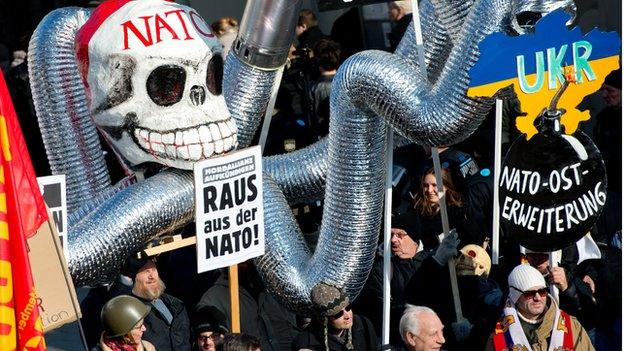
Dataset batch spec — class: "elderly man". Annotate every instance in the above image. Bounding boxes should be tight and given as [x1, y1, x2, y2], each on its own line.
[399, 305, 445, 351]
[355, 213, 425, 346]
[113, 255, 192, 351]
[486, 264, 594, 351]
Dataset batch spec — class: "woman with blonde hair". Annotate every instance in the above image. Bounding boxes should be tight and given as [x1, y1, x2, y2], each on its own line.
[211, 17, 238, 56]
[410, 168, 483, 251]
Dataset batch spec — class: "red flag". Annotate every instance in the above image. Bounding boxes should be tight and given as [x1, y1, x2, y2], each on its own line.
[0, 70, 48, 350]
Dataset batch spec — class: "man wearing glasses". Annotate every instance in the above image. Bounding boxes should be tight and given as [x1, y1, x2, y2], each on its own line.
[191, 305, 229, 351]
[485, 264, 594, 350]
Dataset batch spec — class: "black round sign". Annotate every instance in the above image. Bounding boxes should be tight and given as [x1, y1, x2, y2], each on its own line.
[499, 116, 607, 252]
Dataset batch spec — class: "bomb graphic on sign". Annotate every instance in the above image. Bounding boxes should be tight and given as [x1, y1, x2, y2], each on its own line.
[467, 10, 619, 251]
[499, 110, 606, 251]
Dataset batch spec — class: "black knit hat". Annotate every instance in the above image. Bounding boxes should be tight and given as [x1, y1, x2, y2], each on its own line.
[605, 68, 621, 89]
[120, 254, 150, 279]
[392, 213, 420, 242]
[310, 282, 350, 317]
[192, 306, 229, 336]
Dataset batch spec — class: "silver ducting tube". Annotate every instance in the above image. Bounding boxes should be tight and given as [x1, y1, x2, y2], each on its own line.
[28, 8, 111, 211]
[68, 176, 136, 227]
[224, 0, 303, 147]
[260, 0, 477, 203]
[234, 0, 303, 69]
[224, 54, 278, 148]
[394, 0, 474, 84]
[254, 0, 516, 313]
[256, 174, 312, 310]
[263, 138, 328, 204]
[388, 0, 514, 146]
[257, 59, 389, 310]
[68, 169, 194, 286]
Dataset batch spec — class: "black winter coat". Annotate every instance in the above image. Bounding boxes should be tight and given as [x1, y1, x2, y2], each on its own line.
[409, 205, 484, 251]
[138, 293, 192, 351]
[197, 273, 300, 351]
[291, 314, 377, 351]
[356, 251, 426, 347]
[405, 256, 504, 350]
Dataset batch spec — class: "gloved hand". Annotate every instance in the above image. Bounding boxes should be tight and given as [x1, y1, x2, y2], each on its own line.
[433, 229, 459, 265]
[452, 317, 473, 341]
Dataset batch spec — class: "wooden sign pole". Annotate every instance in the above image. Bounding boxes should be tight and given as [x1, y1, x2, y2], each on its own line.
[228, 264, 241, 333]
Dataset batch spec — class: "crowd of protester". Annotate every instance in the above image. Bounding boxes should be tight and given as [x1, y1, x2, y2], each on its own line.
[1, 1, 621, 350]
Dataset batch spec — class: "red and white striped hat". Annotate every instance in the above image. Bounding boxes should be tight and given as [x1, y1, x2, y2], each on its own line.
[76, 0, 221, 105]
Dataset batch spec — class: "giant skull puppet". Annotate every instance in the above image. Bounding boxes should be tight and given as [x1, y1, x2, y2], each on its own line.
[76, 1, 236, 170]
[29, 0, 576, 314]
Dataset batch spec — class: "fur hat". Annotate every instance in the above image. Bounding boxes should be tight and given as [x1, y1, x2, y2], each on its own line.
[120, 254, 150, 279]
[392, 213, 420, 242]
[507, 264, 546, 304]
[310, 282, 350, 317]
[192, 306, 229, 336]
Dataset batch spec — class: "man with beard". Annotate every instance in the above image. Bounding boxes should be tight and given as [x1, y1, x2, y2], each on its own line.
[114, 255, 192, 351]
[485, 264, 594, 351]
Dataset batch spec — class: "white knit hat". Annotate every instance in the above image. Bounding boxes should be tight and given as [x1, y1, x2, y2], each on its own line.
[507, 264, 547, 304]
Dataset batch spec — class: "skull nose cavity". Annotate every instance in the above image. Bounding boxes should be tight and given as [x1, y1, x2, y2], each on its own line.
[190, 85, 206, 106]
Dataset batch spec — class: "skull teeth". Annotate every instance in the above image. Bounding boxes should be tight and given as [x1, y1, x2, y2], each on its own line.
[133, 121, 236, 162]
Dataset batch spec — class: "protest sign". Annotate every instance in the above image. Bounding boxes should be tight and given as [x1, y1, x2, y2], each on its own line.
[499, 127, 606, 251]
[466, 9, 618, 251]
[194, 146, 265, 273]
[28, 217, 81, 332]
[467, 10, 621, 139]
[37, 175, 67, 258]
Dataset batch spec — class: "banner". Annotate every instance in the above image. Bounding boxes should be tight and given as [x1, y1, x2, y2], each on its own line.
[467, 10, 621, 139]
[466, 10, 619, 251]
[36, 176, 67, 258]
[28, 218, 81, 332]
[0, 70, 48, 350]
[194, 146, 265, 272]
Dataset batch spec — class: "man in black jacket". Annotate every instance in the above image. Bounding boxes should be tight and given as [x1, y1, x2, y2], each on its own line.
[355, 213, 426, 348]
[197, 262, 300, 351]
[114, 256, 192, 351]
[295, 9, 327, 51]
[524, 246, 599, 332]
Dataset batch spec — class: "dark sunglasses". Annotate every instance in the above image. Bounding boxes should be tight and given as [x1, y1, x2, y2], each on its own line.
[511, 286, 548, 299]
[330, 304, 352, 319]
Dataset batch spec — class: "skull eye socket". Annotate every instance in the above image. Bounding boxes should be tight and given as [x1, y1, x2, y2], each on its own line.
[468, 250, 476, 258]
[206, 55, 223, 95]
[146, 65, 186, 106]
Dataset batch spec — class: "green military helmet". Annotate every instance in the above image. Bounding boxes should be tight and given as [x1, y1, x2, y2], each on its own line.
[101, 295, 151, 337]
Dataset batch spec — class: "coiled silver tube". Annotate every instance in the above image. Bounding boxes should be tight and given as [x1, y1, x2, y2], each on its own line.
[68, 169, 194, 286]
[28, 8, 111, 211]
[263, 138, 328, 204]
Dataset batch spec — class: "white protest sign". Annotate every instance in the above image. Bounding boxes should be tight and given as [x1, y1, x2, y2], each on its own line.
[37, 175, 68, 258]
[194, 146, 265, 273]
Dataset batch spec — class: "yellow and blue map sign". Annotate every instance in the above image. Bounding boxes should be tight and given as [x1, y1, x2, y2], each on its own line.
[467, 10, 621, 139]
